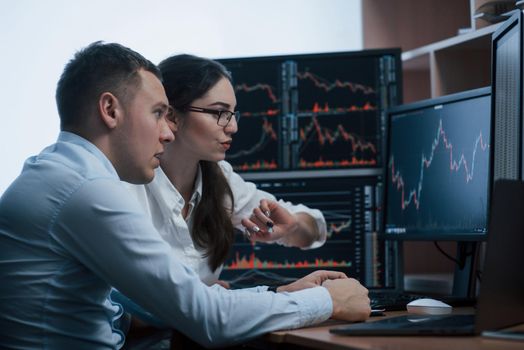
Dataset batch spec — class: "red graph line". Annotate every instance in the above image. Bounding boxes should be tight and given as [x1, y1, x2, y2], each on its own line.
[327, 219, 352, 237]
[235, 83, 279, 103]
[300, 116, 377, 153]
[390, 119, 488, 210]
[297, 71, 375, 95]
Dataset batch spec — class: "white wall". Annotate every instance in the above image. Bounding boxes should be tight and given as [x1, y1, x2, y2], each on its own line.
[0, 0, 362, 195]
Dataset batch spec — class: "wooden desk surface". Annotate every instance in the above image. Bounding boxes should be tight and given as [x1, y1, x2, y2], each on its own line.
[265, 309, 524, 350]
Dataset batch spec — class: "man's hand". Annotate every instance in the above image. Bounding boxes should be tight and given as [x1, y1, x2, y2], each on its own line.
[277, 270, 347, 293]
[322, 278, 371, 322]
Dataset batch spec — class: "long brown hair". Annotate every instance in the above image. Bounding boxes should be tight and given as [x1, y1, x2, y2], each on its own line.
[158, 54, 235, 271]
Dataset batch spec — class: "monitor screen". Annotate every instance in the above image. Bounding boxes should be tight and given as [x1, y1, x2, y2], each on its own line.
[383, 87, 492, 240]
[218, 49, 401, 172]
[220, 171, 395, 289]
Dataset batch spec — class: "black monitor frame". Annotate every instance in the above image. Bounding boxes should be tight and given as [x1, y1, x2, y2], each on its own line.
[491, 10, 524, 181]
[381, 87, 492, 242]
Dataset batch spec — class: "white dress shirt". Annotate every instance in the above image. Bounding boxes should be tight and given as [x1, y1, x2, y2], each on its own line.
[126, 161, 327, 285]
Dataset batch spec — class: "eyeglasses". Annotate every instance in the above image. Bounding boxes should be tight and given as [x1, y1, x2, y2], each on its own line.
[164, 106, 176, 123]
[185, 106, 240, 127]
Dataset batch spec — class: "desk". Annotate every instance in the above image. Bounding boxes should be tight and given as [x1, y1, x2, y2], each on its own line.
[263, 309, 524, 350]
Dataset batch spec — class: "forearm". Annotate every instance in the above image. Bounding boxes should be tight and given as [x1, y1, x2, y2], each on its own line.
[278, 212, 320, 248]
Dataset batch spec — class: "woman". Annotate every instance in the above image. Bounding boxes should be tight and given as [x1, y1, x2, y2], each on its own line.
[127, 54, 328, 286]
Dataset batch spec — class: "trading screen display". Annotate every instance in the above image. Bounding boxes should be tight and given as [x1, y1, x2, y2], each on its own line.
[295, 56, 381, 169]
[384, 90, 491, 239]
[220, 176, 388, 288]
[222, 59, 282, 171]
[219, 51, 399, 172]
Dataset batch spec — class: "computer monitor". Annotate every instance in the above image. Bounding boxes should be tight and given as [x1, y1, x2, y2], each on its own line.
[218, 49, 401, 172]
[220, 170, 396, 289]
[383, 87, 492, 241]
[382, 87, 492, 298]
[218, 50, 401, 291]
[491, 10, 523, 181]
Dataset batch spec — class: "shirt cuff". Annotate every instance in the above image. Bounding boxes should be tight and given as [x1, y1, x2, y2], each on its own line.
[286, 286, 333, 328]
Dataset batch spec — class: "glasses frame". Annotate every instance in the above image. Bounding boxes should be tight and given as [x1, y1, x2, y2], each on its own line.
[185, 105, 240, 127]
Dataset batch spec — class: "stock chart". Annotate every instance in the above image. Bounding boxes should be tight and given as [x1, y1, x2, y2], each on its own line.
[221, 176, 385, 287]
[225, 59, 282, 171]
[220, 52, 395, 171]
[385, 94, 491, 235]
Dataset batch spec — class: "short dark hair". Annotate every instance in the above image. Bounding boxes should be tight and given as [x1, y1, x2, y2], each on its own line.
[56, 41, 161, 130]
[158, 54, 231, 110]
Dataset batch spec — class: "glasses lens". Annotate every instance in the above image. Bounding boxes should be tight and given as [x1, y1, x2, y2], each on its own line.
[165, 106, 175, 122]
[217, 111, 233, 126]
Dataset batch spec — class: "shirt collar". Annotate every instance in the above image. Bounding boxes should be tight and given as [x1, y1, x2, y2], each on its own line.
[146, 165, 203, 219]
[148, 167, 184, 218]
[192, 165, 203, 204]
[57, 131, 119, 179]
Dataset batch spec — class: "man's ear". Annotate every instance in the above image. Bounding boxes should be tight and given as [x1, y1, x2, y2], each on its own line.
[98, 92, 121, 129]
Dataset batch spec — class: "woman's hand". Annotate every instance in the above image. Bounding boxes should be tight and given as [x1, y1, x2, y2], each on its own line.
[241, 199, 296, 242]
[241, 199, 320, 247]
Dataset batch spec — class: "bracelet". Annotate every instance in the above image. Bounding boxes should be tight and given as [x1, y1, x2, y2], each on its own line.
[267, 285, 278, 293]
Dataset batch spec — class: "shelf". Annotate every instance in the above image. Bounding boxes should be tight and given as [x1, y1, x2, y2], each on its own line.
[401, 21, 503, 101]
[363, 0, 510, 102]
[402, 22, 502, 71]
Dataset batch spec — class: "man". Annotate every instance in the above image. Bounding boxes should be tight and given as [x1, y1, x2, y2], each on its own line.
[0, 41, 370, 349]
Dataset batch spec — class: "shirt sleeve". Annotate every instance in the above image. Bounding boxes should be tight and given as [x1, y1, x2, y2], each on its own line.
[219, 161, 327, 249]
[50, 178, 332, 347]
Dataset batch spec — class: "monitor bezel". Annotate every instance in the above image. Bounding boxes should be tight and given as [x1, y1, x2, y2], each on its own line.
[491, 10, 523, 181]
[381, 87, 492, 241]
[216, 48, 402, 66]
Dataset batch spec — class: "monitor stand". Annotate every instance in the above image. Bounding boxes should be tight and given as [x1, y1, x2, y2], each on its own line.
[451, 241, 478, 298]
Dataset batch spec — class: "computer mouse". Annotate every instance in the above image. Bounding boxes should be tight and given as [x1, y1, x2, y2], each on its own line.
[406, 298, 453, 315]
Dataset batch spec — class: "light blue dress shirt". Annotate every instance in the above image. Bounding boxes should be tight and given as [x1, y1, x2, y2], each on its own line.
[0, 132, 332, 349]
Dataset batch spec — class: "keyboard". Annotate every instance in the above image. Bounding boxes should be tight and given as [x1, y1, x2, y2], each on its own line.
[226, 270, 296, 289]
[369, 291, 421, 311]
[369, 291, 476, 311]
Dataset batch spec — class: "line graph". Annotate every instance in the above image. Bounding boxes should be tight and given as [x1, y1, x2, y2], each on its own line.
[385, 93, 491, 236]
[298, 115, 378, 168]
[221, 60, 281, 117]
[389, 119, 488, 211]
[226, 117, 279, 171]
[296, 62, 379, 114]
[297, 71, 375, 95]
[327, 218, 352, 238]
[235, 83, 279, 104]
